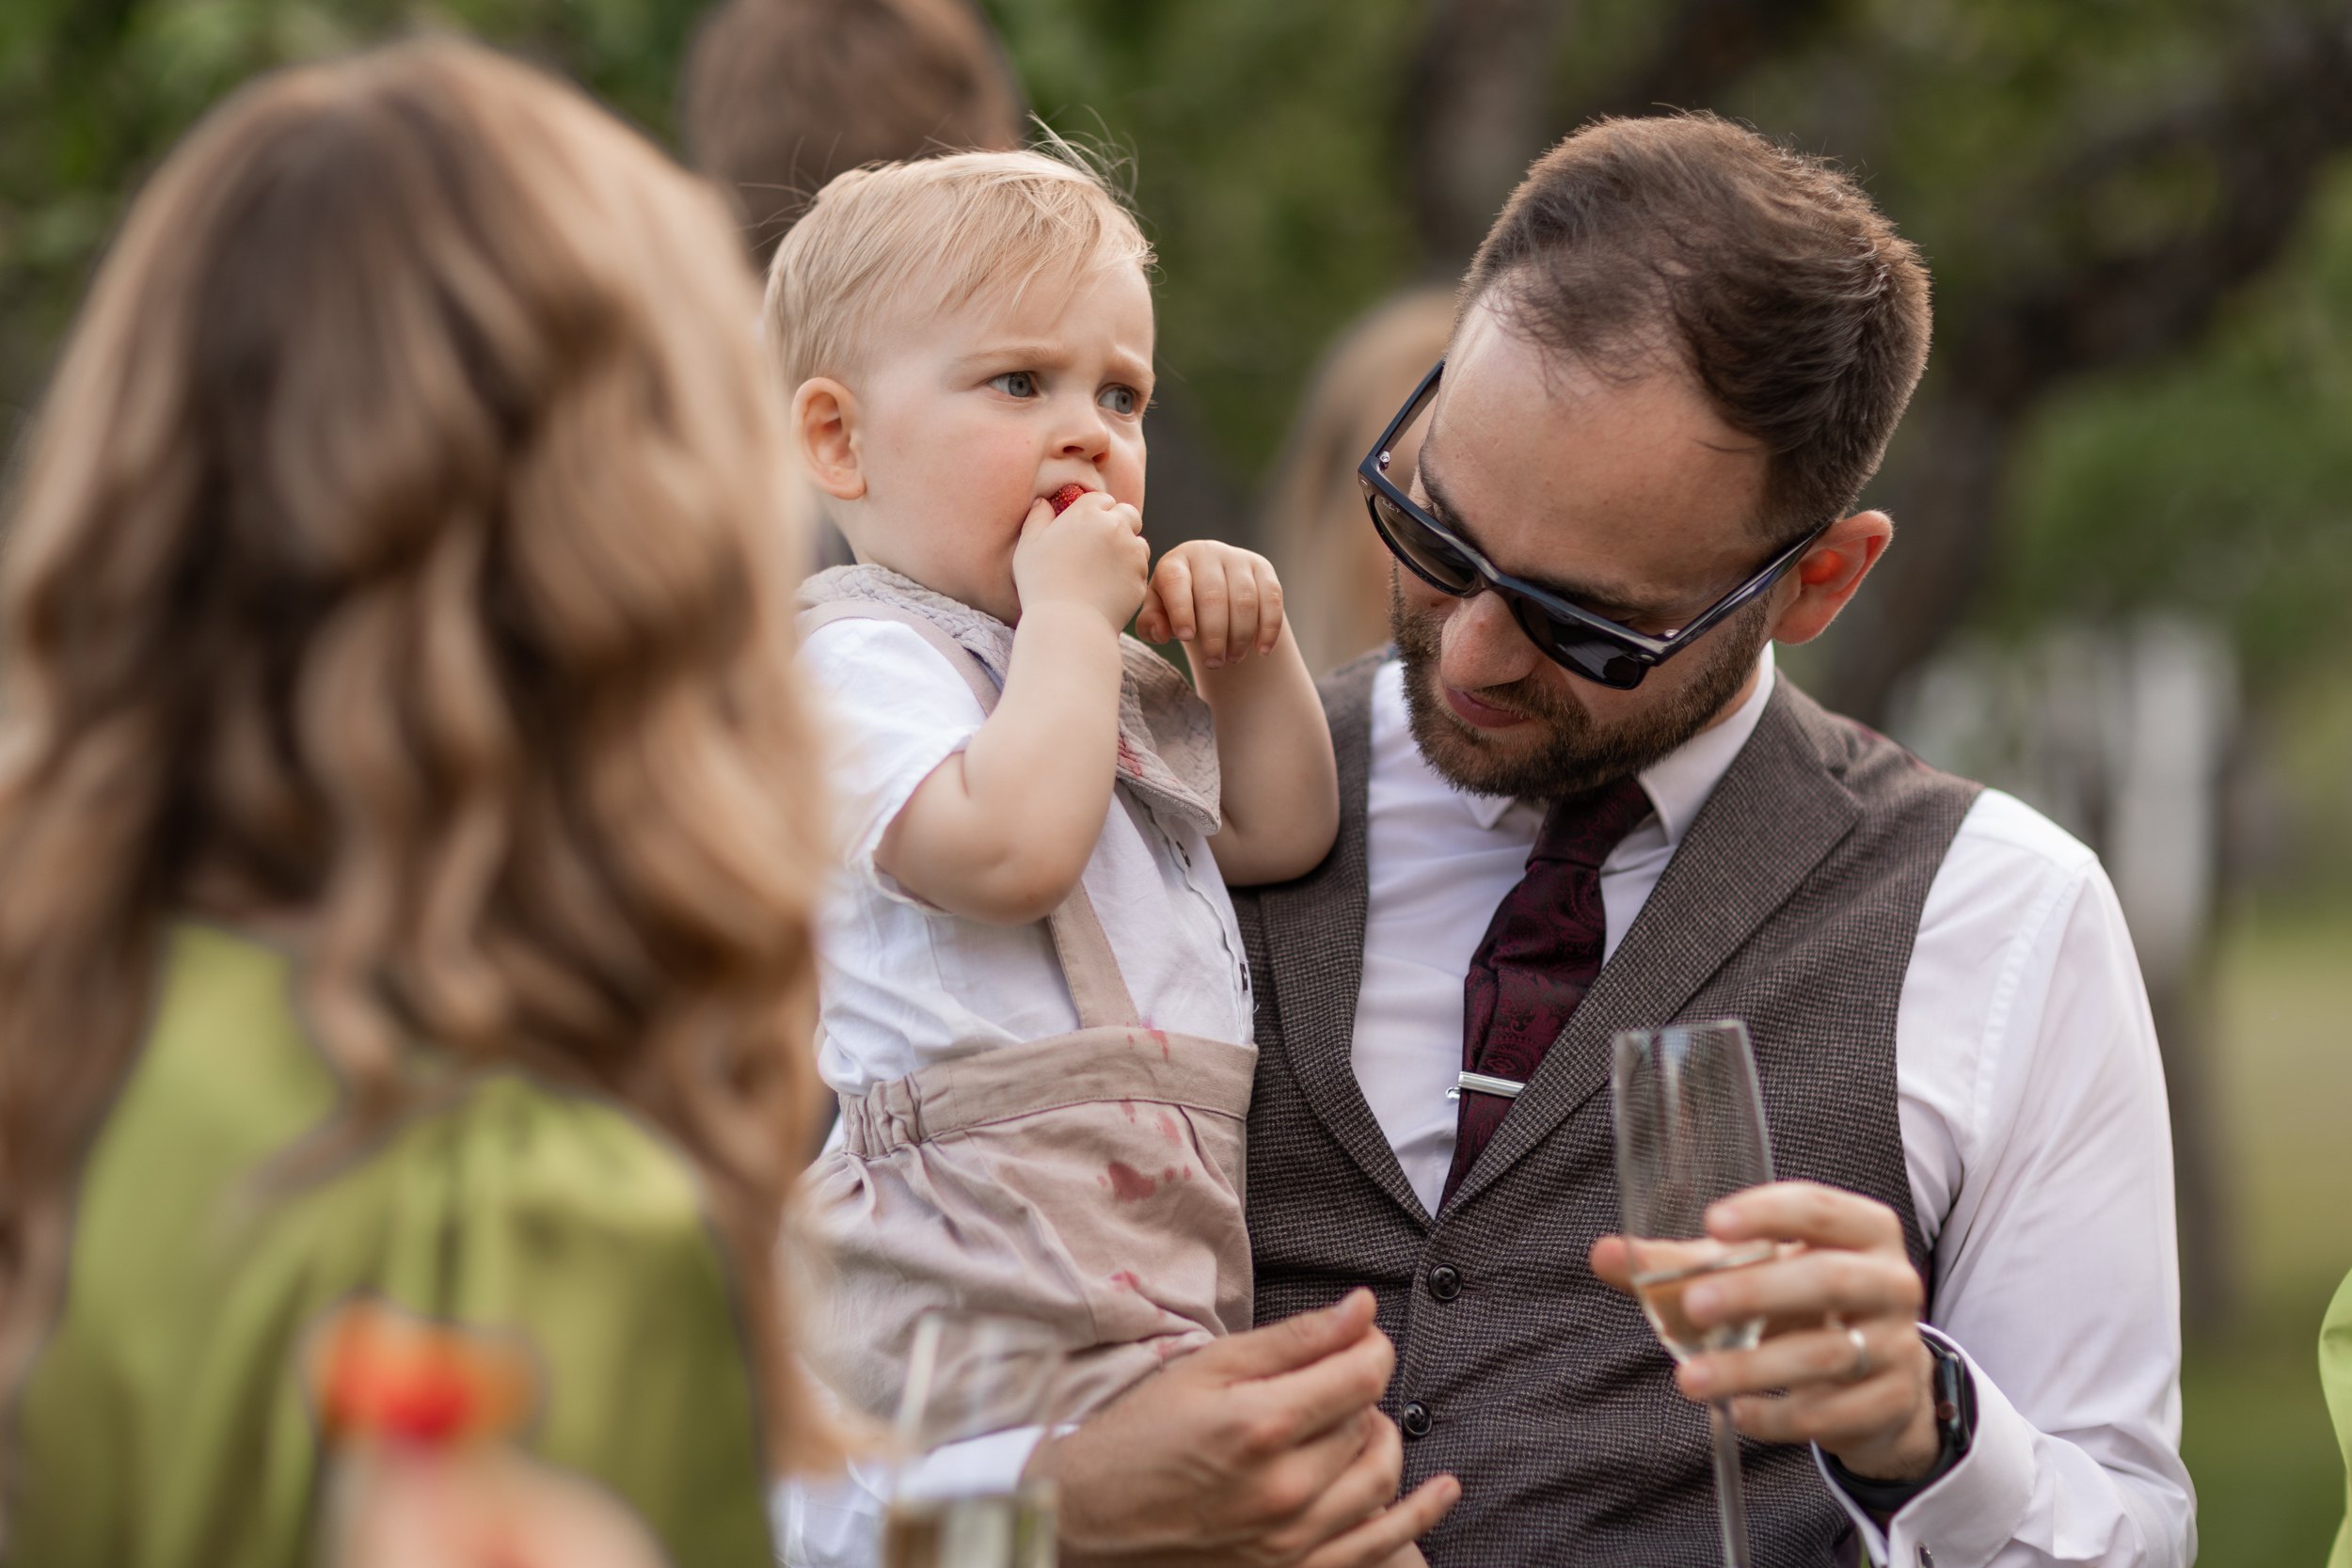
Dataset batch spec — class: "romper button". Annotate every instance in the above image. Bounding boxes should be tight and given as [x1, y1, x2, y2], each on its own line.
[1400, 1401, 1433, 1439]
[1426, 1265, 1462, 1302]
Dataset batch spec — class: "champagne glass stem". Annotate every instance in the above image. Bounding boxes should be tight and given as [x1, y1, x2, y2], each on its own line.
[1709, 1399, 1755, 1568]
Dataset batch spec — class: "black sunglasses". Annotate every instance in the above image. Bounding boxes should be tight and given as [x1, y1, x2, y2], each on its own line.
[1357, 360, 1828, 690]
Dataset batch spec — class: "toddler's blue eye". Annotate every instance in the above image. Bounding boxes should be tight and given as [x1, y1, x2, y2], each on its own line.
[991, 372, 1038, 398]
[1099, 386, 1140, 417]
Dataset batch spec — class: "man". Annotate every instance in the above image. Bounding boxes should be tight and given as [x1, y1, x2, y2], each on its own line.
[1035, 114, 2189, 1567]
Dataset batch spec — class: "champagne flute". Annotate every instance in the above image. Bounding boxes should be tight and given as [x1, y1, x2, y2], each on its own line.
[1611, 1020, 1777, 1568]
[880, 1312, 1063, 1568]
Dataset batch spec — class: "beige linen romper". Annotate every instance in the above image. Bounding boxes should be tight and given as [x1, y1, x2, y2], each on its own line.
[798, 602, 1257, 1429]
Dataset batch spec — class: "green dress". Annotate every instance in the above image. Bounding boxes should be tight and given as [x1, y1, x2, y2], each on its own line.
[2328, 1269, 2352, 1568]
[8, 923, 774, 1567]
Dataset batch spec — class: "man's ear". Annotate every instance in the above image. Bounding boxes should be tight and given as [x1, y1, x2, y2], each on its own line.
[1767, 509, 1894, 645]
[792, 377, 866, 502]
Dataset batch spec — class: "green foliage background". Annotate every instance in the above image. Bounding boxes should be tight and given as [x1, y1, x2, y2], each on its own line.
[14, 0, 2346, 679]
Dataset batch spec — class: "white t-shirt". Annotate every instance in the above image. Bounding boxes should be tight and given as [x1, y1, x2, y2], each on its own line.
[801, 617, 1253, 1099]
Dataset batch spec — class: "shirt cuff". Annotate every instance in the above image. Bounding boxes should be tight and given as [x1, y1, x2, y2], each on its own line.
[772, 1426, 1048, 1566]
[1815, 1329, 2035, 1568]
[898, 1424, 1050, 1499]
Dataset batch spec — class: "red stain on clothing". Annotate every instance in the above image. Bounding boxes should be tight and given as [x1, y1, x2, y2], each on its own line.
[1109, 1270, 1144, 1292]
[1119, 1100, 1137, 1123]
[1157, 1111, 1183, 1144]
[1106, 1162, 1157, 1200]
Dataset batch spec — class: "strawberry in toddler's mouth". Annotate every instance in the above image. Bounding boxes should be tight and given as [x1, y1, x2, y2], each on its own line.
[1047, 483, 1089, 515]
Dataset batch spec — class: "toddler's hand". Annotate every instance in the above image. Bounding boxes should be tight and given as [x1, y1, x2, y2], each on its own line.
[1136, 540, 1286, 671]
[1012, 488, 1150, 632]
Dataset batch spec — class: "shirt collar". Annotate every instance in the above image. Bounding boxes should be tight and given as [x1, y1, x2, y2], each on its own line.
[1459, 643, 1777, 844]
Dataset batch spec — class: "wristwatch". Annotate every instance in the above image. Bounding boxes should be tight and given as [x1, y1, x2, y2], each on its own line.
[1821, 1334, 1976, 1516]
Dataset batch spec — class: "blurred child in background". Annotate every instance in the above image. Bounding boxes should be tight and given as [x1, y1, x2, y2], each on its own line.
[0, 39, 831, 1564]
[771, 148, 1339, 1428]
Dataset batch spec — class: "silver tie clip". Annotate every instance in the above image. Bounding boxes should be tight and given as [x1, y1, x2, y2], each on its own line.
[1446, 1071, 1527, 1101]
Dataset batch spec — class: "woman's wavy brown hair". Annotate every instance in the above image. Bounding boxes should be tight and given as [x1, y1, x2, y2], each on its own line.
[0, 39, 831, 1470]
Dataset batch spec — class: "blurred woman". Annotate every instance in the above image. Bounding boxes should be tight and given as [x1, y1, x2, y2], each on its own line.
[1257, 288, 1454, 675]
[0, 39, 829, 1564]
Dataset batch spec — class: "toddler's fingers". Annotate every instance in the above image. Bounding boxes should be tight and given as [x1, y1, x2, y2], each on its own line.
[1135, 581, 1171, 644]
[1253, 557, 1286, 655]
[1152, 554, 1199, 644]
[1222, 559, 1263, 663]
[1191, 558, 1232, 667]
[1019, 496, 1057, 541]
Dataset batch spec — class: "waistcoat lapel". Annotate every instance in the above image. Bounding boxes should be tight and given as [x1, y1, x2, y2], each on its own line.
[1248, 653, 1430, 1222]
[1443, 681, 1863, 1214]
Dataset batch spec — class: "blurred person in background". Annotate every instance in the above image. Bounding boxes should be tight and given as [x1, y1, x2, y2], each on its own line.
[678, 0, 1025, 578]
[0, 39, 833, 1564]
[678, 0, 1025, 271]
[1260, 288, 1454, 676]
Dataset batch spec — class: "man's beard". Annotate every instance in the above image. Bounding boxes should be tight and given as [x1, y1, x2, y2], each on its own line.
[1391, 576, 1772, 800]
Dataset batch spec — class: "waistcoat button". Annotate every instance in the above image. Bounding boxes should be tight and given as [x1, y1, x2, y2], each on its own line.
[1426, 1265, 1462, 1302]
[1400, 1401, 1433, 1439]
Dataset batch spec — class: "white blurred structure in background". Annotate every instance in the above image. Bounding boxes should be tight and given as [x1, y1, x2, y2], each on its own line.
[1893, 615, 2239, 1329]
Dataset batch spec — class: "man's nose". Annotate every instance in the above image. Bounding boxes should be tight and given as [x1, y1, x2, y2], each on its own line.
[1441, 588, 1542, 690]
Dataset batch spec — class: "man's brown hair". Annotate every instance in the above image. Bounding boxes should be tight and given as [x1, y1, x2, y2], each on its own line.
[679, 0, 1025, 266]
[1463, 112, 1931, 544]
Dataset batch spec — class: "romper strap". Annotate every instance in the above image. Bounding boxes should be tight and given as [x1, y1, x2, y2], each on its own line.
[1042, 881, 1137, 1031]
[797, 602, 1143, 1030]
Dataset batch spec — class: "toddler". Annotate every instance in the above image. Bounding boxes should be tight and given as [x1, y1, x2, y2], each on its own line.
[770, 149, 1339, 1426]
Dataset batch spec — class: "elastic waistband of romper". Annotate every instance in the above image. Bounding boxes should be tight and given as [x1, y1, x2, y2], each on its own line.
[837, 1027, 1257, 1157]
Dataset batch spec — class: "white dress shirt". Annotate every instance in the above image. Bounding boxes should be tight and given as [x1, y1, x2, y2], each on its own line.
[1353, 649, 2193, 1568]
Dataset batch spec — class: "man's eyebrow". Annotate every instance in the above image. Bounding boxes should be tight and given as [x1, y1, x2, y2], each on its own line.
[1418, 454, 1656, 617]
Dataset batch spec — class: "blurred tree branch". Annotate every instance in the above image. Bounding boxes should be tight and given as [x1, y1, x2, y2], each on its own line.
[1407, 0, 1836, 266]
[1407, 0, 1575, 264]
[1823, 3, 2352, 728]
[1582, 0, 1835, 121]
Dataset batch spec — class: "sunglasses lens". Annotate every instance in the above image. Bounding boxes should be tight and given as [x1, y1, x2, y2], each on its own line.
[1369, 492, 1481, 595]
[1509, 598, 1650, 689]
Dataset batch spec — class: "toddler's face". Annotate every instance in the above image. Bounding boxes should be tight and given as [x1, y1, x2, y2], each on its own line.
[840, 260, 1153, 624]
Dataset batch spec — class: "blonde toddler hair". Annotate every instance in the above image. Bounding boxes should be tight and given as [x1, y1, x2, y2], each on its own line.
[765, 145, 1153, 390]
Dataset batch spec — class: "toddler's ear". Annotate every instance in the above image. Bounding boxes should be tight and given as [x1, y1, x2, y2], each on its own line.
[792, 378, 866, 501]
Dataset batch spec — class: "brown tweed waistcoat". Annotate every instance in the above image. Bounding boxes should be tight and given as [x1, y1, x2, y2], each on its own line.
[1230, 653, 1981, 1566]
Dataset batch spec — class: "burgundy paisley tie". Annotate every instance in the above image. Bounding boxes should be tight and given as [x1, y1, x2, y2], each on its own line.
[1441, 774, 1654, 1207]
